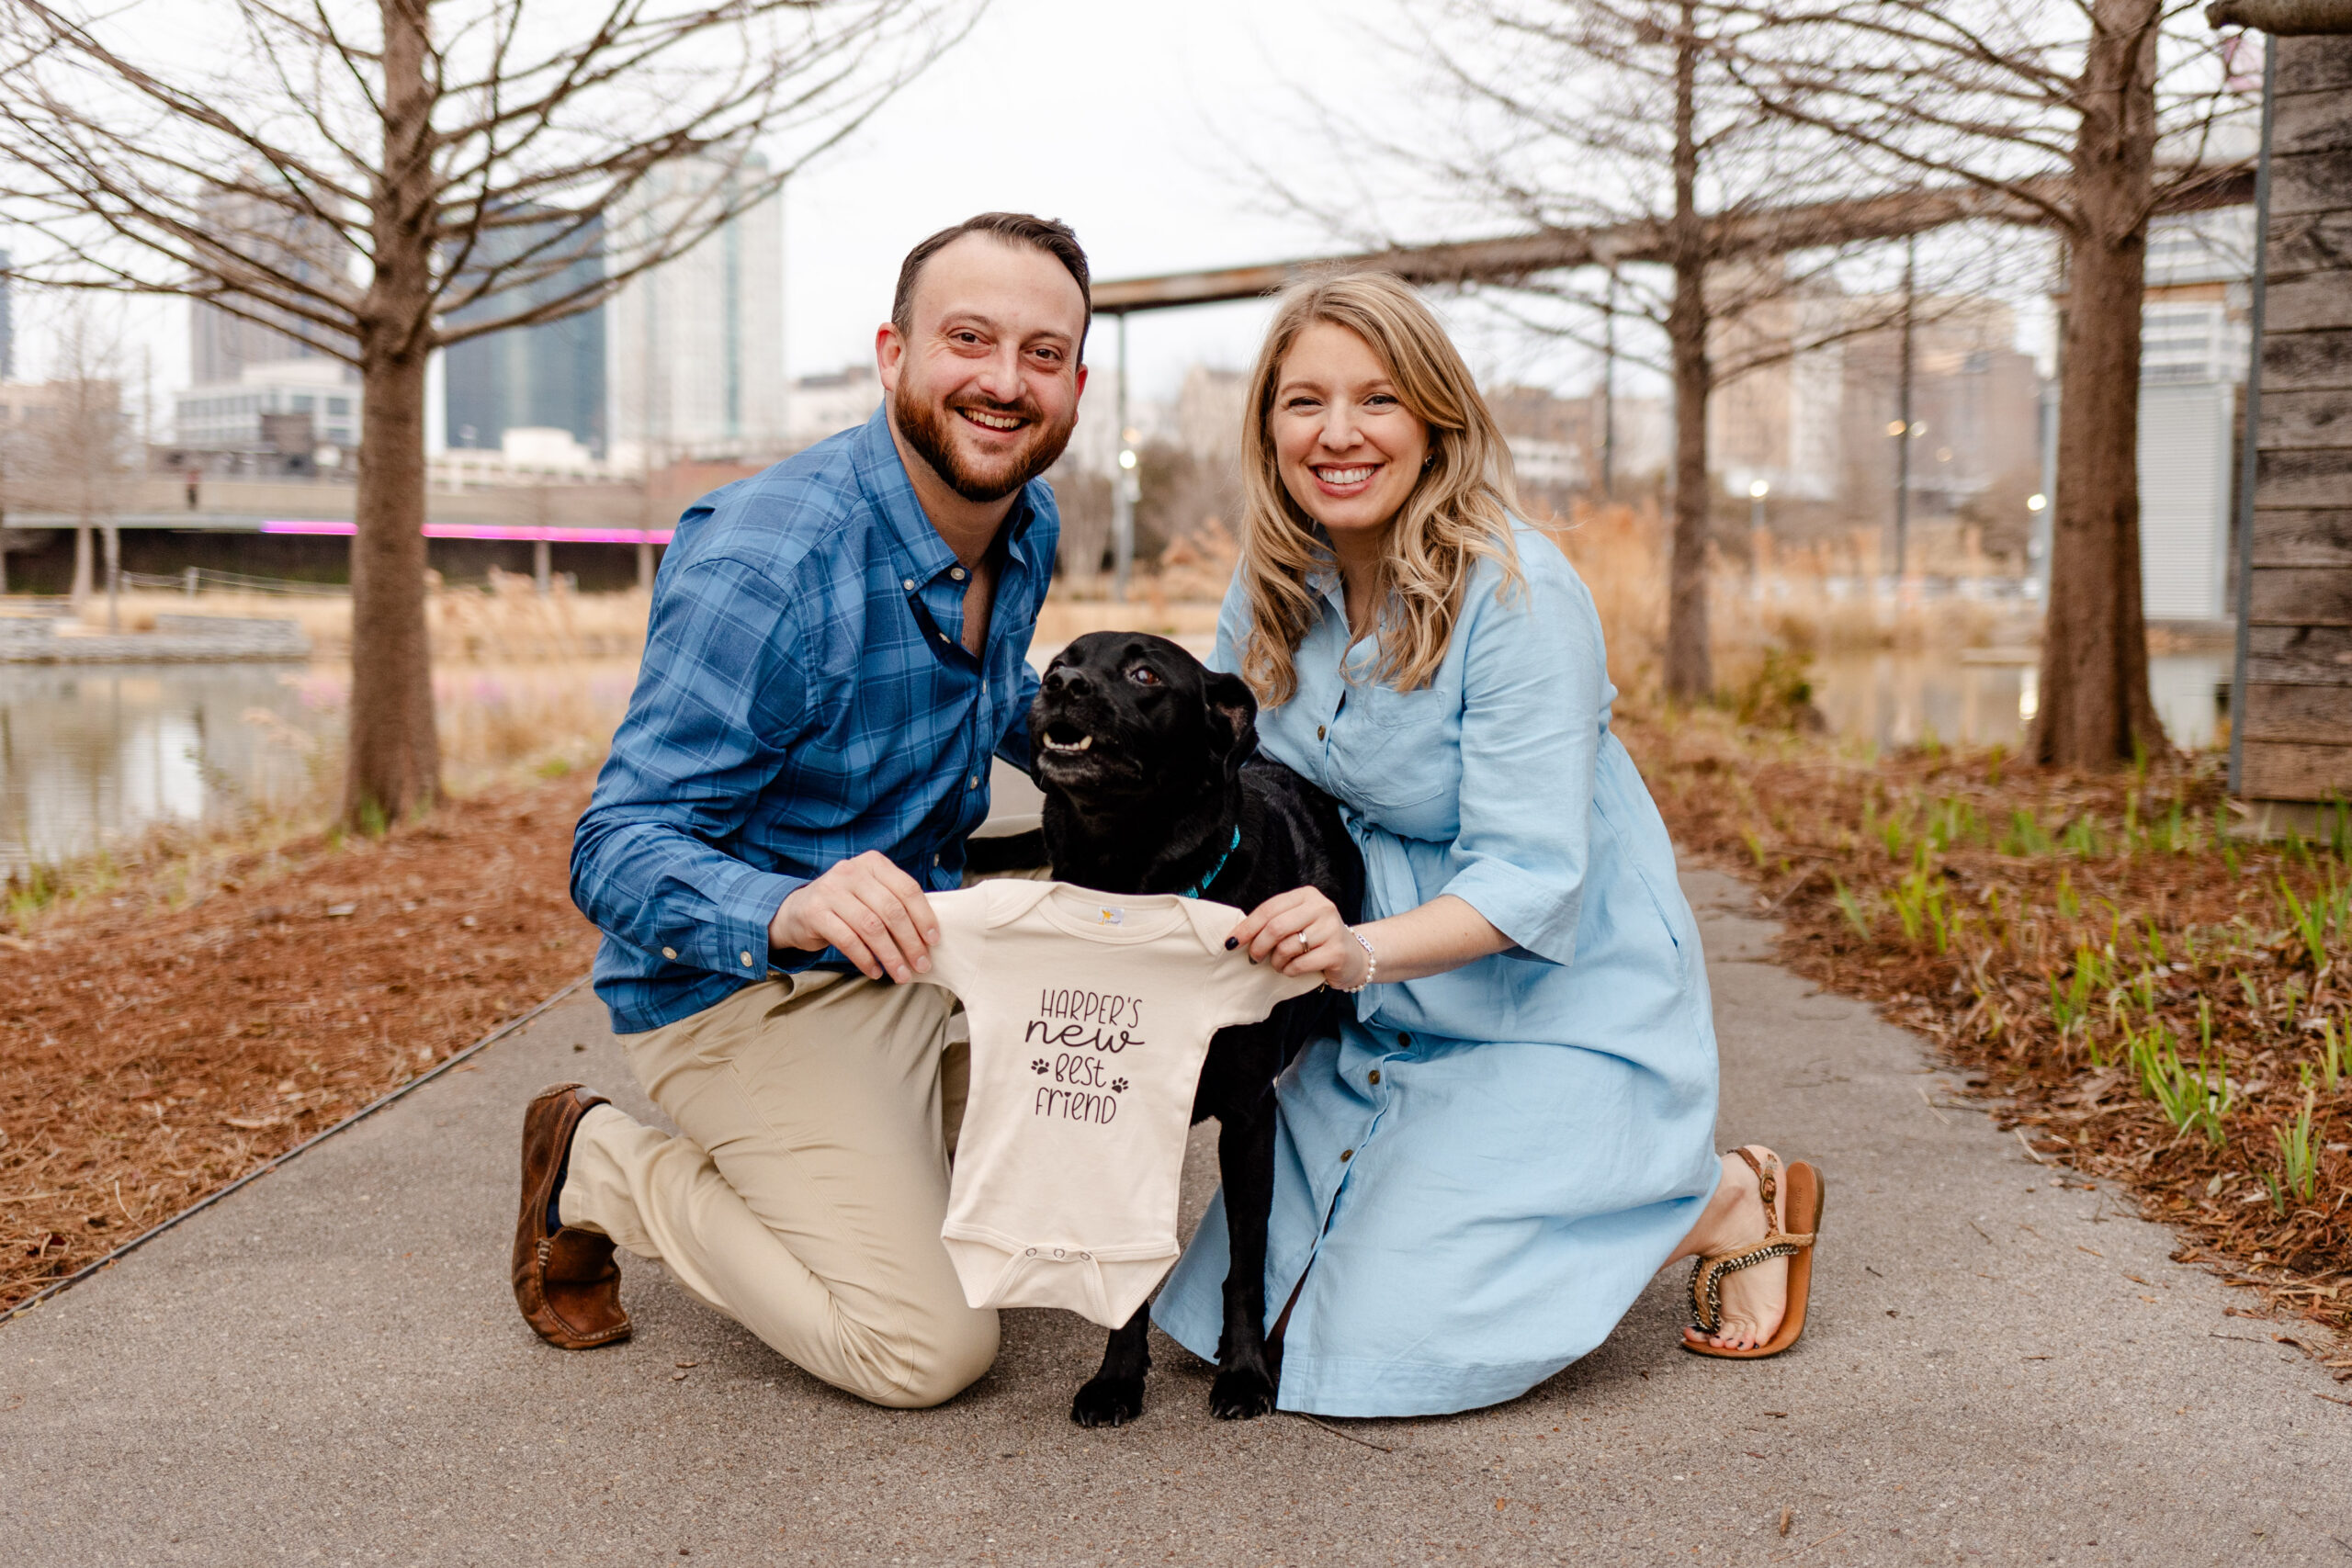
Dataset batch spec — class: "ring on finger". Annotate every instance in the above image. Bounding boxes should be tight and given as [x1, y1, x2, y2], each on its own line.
[1295, 932, 1310, 951]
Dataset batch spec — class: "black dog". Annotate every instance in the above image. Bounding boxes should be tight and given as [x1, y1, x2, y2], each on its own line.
[1026, 630, 1364, 1426]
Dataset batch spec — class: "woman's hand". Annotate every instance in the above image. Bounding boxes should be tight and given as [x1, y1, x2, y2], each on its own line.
[1228, 886, 1371, 987]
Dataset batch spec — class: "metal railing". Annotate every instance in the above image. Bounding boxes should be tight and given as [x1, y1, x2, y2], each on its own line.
[120, 567, 349, 597]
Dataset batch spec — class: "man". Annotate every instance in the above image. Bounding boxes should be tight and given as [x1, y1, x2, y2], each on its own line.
[515, 213, 1090, 1408]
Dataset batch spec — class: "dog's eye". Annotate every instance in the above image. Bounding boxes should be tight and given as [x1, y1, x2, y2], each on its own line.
[1125, 666, 1162, 687]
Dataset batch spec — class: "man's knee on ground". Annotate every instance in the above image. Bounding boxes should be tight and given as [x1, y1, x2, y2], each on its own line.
[869, 1306, 999, 1410]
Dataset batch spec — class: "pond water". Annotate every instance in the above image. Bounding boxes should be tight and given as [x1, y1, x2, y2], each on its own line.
[0, 662, 323, 879]
[0, 649, 2236, 880]
[0, 659, 640, 880]
[1809, 652, 2232, 754]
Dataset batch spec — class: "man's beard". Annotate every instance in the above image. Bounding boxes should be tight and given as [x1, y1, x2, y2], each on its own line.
[893, 381, 1075, 504]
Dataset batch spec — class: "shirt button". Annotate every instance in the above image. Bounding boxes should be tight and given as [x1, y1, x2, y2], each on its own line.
[950, 567, 967, 581]
[933, 853, 943, 868]
[1340, 1148, 1354, 1162]
[940, 632, 952, 644]
[1397, 1032, 1413, 1047]
[661, 946, 677, 960]
[1317, 725, 1327, 740]
[901, 578, 915, 591]
[740, 952, 753, 966]
[967, 776, 978, 789]
[1367, 1068, 1381, 1086]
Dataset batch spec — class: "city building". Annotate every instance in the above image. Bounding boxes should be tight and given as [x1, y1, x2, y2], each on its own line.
[786, 364, 882, 449]
[187, 186, 355, 386]
[2137, 205, 2255, 624]
[173, 357, 359, 472]
[605, 153, 786, 469]
[443, 209, 605, 457]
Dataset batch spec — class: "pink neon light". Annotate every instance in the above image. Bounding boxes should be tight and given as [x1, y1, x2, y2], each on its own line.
[262, 520, 673, 544]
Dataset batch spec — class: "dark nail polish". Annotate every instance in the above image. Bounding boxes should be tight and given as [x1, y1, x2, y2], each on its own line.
[1225, 937, 1238, 950]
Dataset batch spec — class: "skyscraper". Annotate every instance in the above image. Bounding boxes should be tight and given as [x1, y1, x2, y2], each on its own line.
[187, 186, 355, 385]
[605, 153, 785, 468]
[442, 210, 606, 454]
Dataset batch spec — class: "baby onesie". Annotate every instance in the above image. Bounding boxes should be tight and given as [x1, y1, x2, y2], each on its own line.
[916, 880, 1320, 1327]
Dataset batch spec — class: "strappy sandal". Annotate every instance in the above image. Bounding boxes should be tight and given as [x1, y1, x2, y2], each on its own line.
[1683, 1145, 1823, 1359]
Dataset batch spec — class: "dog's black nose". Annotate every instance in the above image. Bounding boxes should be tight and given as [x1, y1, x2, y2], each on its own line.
[1043, 666, 1092, 697]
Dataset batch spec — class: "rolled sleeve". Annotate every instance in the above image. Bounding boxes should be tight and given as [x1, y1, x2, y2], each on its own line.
[1435, 559, 1603, 965]
[571, 557, 812, 982]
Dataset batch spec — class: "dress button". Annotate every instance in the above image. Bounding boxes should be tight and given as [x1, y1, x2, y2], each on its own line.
[1367, 1068, 1381, 1086]
[1024, 1247, 1037, 1257]
[1053, 1247, 1066, 1258]
[1340, 1148, 1354, 1161]
[1317, 725, 1327, 740]
[1397, 1032, 1413, 1047]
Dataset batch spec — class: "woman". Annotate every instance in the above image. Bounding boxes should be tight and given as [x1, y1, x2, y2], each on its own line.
[1149, 273, 1822, 1418]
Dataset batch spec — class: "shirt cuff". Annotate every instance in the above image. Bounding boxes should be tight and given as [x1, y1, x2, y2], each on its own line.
[709, 865, 806, 976]
[1437, 858, 1580, 967]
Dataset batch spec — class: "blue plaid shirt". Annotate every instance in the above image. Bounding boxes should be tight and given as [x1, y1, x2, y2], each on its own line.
[571, 406, 1057, 1034]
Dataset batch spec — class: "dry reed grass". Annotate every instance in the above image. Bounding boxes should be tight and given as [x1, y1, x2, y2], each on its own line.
[81, 571, 651, 663]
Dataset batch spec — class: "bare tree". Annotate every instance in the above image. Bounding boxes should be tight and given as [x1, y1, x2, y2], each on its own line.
[0, 0, 970, 825]
[1738, 1, 2253, 766]
[1264, 1, 1992, 700]
[24, 299, 130, 624]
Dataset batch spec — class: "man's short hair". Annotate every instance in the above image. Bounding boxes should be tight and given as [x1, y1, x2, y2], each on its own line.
[890, 212, 1091, 353]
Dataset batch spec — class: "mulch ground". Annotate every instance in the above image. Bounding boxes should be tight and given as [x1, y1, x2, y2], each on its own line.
[1622, 706, 2352, 1363]
[1, 774, 597, 1312]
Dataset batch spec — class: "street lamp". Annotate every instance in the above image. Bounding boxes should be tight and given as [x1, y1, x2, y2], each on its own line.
[1747, 479, 1770, 597]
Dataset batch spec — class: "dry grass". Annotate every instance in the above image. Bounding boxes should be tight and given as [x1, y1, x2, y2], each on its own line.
[81, 571, 651, 663]
[1626, 707, 2352, 1353]
[1533, 500, 2035, 702]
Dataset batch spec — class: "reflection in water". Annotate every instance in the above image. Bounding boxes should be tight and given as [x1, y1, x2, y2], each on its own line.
[0, 663, 322, 876]
[1811, 653, 2231, 752]
[1, 659, 639, 877]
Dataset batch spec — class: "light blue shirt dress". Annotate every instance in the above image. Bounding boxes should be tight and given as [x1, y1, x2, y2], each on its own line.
[1149, 521, 1724, 1417]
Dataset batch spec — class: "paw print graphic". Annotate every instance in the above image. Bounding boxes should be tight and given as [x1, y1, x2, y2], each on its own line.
[1031, 1058, 1050, 1074]
[1109, 1077, 1129, 1095]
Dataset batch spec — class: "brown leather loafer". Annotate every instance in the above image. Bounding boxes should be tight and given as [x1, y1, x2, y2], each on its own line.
[512, 1082, 630, 1349]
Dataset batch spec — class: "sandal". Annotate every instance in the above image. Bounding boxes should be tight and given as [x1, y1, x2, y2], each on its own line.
[1683, 1146, 1823, 1359]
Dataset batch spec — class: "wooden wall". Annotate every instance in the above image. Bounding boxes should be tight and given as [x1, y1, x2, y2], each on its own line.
[2242, 34, 2352, 801]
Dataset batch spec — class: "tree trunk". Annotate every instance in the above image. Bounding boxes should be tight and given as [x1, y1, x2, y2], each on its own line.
[2030, 0, 2168, 767]
[70, 523, 92, 609]
[102, 523, 119, 633]
[342, 0, 441, 829]
[1663, 9, 1713, 703]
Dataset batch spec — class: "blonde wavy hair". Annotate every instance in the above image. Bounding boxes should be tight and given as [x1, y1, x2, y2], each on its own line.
[1235, 271, 1523, 707]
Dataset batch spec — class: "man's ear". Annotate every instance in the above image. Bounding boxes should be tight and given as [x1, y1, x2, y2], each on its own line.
[1202, 671, 1260, 782]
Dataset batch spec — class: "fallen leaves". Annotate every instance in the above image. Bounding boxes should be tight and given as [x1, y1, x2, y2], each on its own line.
[1, 773, 598, 1310]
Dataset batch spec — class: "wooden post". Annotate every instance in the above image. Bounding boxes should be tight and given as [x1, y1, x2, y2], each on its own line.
[2236, 33, 2352, 807]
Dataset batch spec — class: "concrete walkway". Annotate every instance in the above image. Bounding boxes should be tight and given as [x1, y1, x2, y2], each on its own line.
[5, 871, 2348, 1566]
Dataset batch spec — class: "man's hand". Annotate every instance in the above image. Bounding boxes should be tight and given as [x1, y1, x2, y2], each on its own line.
[767, 851, 941, 983]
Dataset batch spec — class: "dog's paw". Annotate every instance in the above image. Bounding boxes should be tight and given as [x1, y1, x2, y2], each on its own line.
[1070, 1374, 1147, 1427]
[1208, 1367, 1277, 1421]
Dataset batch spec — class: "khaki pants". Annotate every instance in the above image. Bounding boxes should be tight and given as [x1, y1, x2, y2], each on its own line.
[559, 971, 995, 1408]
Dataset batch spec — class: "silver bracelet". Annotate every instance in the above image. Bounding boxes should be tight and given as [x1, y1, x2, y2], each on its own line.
[1337, 926, 1378, 992]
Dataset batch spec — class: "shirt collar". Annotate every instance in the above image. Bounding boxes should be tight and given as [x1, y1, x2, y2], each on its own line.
[852, 402, 1036, 587]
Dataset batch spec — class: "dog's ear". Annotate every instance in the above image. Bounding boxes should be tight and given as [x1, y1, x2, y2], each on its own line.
[1202, 670, 1260, 781]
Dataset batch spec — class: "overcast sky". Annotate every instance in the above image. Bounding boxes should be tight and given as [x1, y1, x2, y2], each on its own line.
[779, 0, 1435, 400]
[15, 0, 2052, 427]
